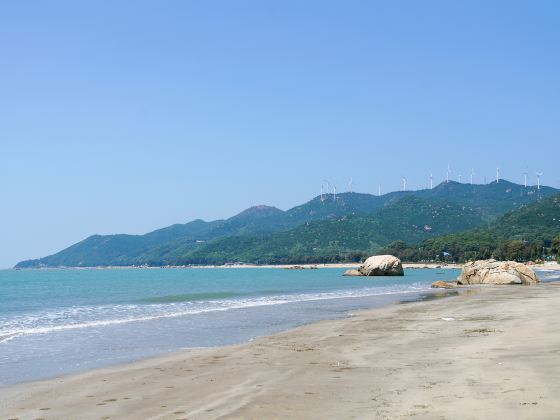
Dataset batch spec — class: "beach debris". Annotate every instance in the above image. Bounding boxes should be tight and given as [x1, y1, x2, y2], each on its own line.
[284, 265, 318, 270]
[431, 280, 458, 289]
[357, 255, 404, 276]
[457, 259, 539, 285]
[464, 328, 501, 335]
[290, 344, 315, 352]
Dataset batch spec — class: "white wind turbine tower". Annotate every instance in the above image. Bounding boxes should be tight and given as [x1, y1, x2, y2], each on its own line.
[470, 168, 474, 185]
[332, 183, 337, 201]
[523, 171, 529, 188]
[496, 167, 500, 183]
[402, 177, 407, 192]
[320, 180, 331, 202]
[429, 173, 433, 190]
[446, 164, 451, 183]
[536, 172, 543, 190]
[378, 184, 381, 196]
[348, 177, 354, 194]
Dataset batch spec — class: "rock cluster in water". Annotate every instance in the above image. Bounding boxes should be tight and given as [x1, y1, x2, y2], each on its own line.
[343, 269, 362, 276]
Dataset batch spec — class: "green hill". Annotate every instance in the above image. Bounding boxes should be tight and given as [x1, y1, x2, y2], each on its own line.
[414, 179, 552, 220]
[380, 194, 560, 262]
[155, 196, 484, 265]
[15, 206, 282, 268]
[15, 180, 559, 268]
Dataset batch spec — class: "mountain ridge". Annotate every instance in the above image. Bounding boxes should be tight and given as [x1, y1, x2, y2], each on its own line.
[379, 193, 560, 262]
[16, 180, 559, 268]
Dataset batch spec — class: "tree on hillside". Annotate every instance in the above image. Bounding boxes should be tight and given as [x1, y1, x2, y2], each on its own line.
[552, 235, 560, 261]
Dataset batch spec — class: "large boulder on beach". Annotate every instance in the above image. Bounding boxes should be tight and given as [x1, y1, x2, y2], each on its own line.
[457, 259, 539, 285]
[359, 255, 404, 276]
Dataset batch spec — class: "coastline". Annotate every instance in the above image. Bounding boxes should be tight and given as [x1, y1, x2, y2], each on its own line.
[10, 262, 465, 270]
[10, 262, 559, 271]
[2, 283, 560, 419]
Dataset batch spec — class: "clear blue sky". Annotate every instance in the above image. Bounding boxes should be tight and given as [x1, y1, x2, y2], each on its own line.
[1, 1, 559, 268]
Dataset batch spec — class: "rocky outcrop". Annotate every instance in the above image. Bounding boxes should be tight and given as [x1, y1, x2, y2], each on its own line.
[431, 281, 458, 289]
[343, 269, 362, 276]
[358, 255, 404, 276]
[457, 259, 539, 285]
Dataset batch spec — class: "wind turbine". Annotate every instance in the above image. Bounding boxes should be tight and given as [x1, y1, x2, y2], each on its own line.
[378, 184, 381, 197]
[470, 168, 474, 185]
[496, 167, 500, 183]
[402, 177, 407, 192]
[446, 164, 451, 183]
[321, 180, 331, 202]
[332, 183, 337, 201]
[523, 171, 528, 188]
[429, 173, 433, 190]
[536, 172, 543, 190]
[348, 177, 354, 194]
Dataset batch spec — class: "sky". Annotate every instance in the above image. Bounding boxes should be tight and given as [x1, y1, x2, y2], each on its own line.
[1, 0, 559, 268]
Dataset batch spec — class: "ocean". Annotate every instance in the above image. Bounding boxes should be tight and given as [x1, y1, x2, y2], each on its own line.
[0, 267, 462, 385]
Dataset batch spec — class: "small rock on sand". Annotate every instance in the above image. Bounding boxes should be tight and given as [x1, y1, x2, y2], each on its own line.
[431, 281, 458, 289]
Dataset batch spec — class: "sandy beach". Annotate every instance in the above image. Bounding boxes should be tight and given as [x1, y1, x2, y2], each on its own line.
[2, 282, 560, 419]
[18, 262, 464, 270]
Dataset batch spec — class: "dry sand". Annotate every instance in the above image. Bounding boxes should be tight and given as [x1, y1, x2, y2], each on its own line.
[27, 262, 464, 270]
[2, 283, 560, 419]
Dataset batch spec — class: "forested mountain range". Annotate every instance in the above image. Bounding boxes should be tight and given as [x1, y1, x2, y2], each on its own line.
[16, 180, 559, 267]
[381, 193, 560, 263]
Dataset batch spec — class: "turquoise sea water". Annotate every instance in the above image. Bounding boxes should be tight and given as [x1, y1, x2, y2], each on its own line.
[0, 267, 462, 385]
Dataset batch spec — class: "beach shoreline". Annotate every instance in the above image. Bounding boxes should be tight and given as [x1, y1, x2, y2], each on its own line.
[2, 281, 560, 419]
[10, 262, 465, 270]
[10, 261, 559, 271]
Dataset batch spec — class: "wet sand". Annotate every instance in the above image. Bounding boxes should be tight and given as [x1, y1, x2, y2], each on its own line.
[2, 283, 560, 419]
